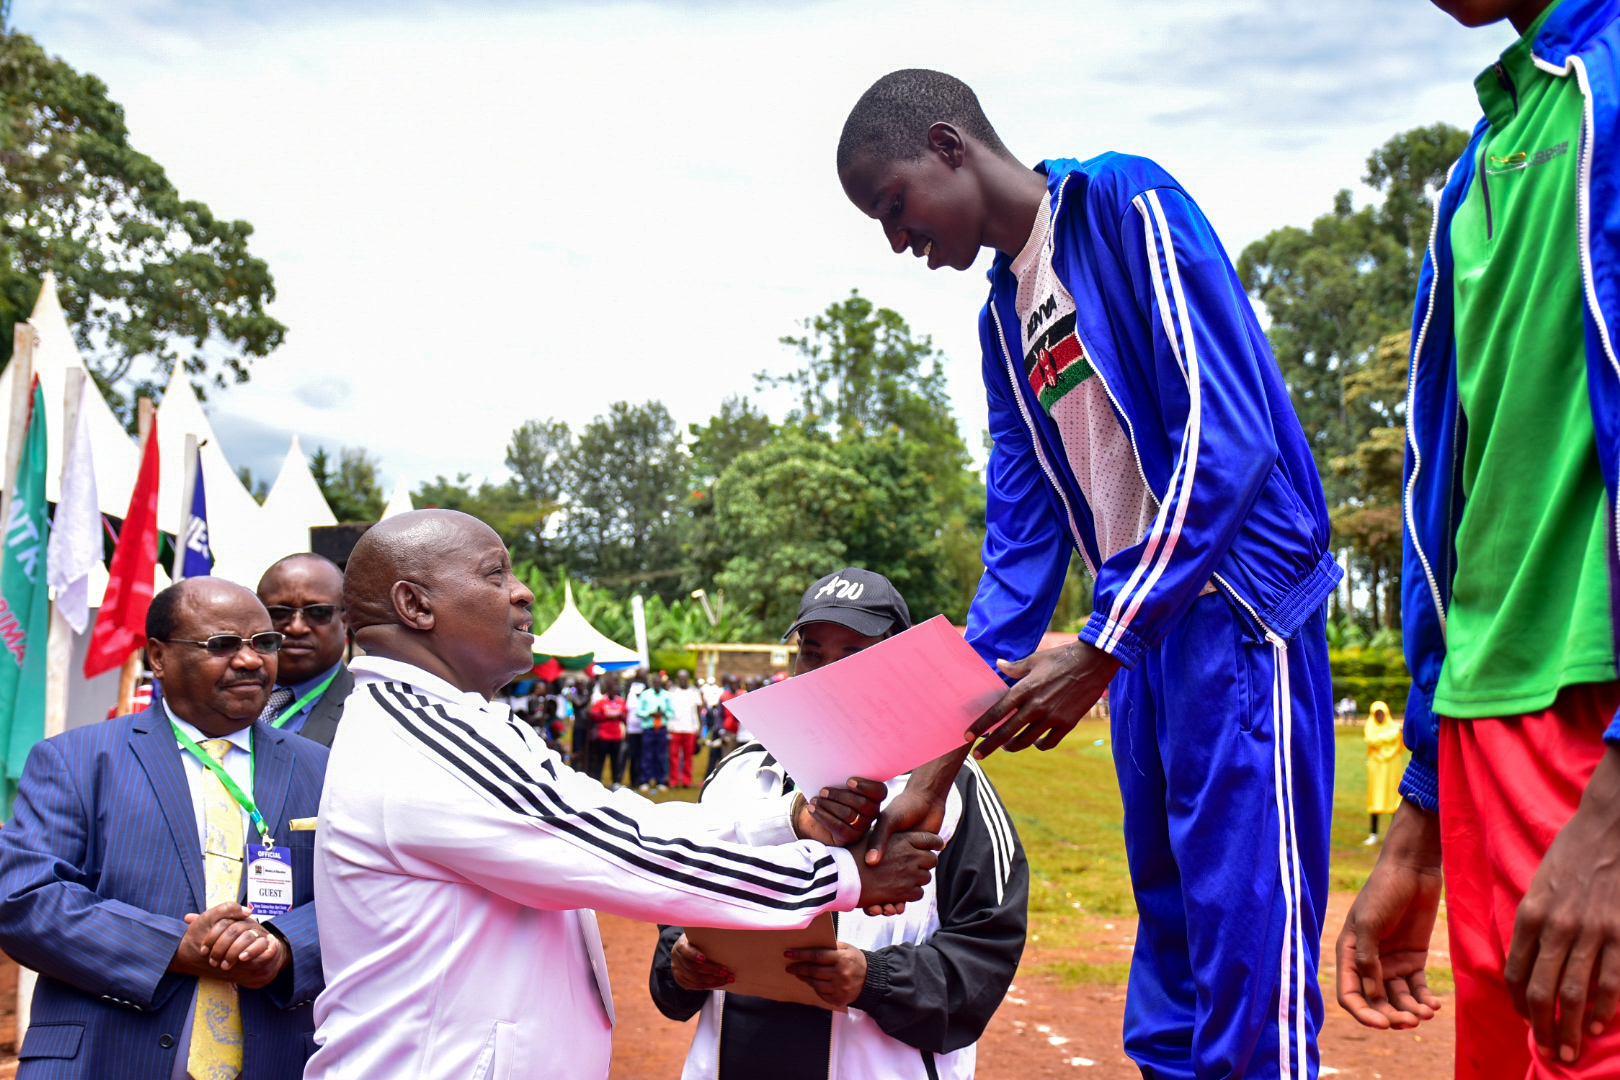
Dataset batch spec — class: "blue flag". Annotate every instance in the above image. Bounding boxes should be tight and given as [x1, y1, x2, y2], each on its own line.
[182, 461, 213, 578]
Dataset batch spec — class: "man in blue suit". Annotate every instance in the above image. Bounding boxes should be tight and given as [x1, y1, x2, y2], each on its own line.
[0, 577, 328, 1079]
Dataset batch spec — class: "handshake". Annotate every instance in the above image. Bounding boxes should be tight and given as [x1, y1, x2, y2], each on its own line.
[790, 775, 943, 915]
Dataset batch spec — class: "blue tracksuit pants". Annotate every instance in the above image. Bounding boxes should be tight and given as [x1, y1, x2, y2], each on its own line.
[1110, 592, 1333, 1080]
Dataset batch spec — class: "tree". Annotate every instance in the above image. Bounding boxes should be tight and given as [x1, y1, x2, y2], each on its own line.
[235, 465, 267, 505]
[1239, 124, 1470, 630]
[688, 396, 774, 487]
[711, 426, 970, 631]
[554, 400, 689, 596]
[1238, 124, 1468, 501]
[311, 446, 386, 523]
[735, 293, 984, 621]
[413, 474, 551, 565]
[0, 31, 284, 420]
[505, 418, 573, 504]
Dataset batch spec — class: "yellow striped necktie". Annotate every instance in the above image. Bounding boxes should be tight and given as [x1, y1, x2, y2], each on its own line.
[189, 738, 244, 1080]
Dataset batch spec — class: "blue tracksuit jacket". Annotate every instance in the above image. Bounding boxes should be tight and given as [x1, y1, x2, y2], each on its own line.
[964, 155, 1340, 1080]
[966, 155, 1340, 671]
[1402, 0, 1620, 813]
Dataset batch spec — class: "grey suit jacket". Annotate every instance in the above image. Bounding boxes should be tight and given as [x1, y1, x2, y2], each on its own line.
[295, 664, 354, 748]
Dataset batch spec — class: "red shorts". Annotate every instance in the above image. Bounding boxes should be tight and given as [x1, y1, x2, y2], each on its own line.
[1440, 682, 1620, 1080]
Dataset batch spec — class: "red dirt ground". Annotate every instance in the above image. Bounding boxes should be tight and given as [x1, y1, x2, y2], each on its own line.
[0, 891, 1452, 1078]
[601, 891, 1456, 1079]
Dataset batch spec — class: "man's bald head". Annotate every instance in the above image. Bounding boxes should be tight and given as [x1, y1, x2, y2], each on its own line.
[343, 510, 537, 696]
[344, 510, 499, 632]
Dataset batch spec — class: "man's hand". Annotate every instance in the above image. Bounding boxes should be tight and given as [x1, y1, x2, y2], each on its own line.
[1336, 802, 1444, 1030]
[670, 933, 733, 992]
[170, 903, 288, 990]
[856, 830, 942, 913]
[796, 778, 887, 847]
[786, 943, 867, 1007]
[1505, 746, 1620, 1064]
[967, 641, 1120, 758]
[865, 748, 965, 869]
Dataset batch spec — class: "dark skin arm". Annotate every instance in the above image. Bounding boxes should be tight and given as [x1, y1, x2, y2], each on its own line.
[1505, 746, 1620, 1063]
[169, 902, 289, 990]
[1335, 801, 1444, 1030]
[786, 943, 867, 1007]
[796, 778, 888, 848]
[670, 933, 734, 991]
[866, 640, 1119, 867]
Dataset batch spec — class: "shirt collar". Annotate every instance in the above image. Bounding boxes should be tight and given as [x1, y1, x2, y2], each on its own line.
[349, 655, 495, 714]
[162, 700, 254, 754]
[282, 659, 343, 700]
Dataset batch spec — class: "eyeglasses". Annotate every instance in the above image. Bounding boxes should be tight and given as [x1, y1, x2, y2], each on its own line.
[265, 604, 340, 628]
[163, 633, 285, 656]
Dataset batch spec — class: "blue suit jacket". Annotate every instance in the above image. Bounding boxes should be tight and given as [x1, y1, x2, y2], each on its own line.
[0, 707, 329, 1079]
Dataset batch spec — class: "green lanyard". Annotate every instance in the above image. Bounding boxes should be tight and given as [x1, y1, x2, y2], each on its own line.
[271, 671, 338, 729]
[170, 721, 271, 846]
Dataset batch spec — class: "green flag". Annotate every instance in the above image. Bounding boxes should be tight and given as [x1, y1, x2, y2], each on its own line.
[0, 379, 50, 817]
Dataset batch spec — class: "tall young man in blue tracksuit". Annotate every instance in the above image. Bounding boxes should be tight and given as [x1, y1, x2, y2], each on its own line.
[1338, 2, 1620, 1076]
[838, 70, 1340, 1079]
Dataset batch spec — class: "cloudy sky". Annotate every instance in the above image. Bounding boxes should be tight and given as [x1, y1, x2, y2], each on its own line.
[12, 0, 1514, 492]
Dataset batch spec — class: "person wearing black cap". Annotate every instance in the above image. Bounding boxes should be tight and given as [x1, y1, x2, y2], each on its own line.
[649, 568, 1030, 1080]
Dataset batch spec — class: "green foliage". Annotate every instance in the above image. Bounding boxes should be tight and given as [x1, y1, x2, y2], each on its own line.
[688, 395, 775, 487]
[311, 446, 385, 523]
[505, 418, 572, 505]
[515, 566, 765, 662]
[1240, 124, 1471, 630]
[1329, 637, 1411, 711]
[557, 400, 690, 597]
[1047, 553, 1095, 635]
[699, 292, 986, 629]
[0, 31, 284, 420]
[710, 426, 969, 632]
[235, 465, 267, 505]
[414, 474, 551, 565]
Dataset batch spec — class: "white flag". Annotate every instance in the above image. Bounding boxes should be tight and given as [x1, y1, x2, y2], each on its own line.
[46, 405, 100, 634]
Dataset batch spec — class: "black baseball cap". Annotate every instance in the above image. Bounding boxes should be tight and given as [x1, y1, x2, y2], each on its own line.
[784, 568, 912, 643]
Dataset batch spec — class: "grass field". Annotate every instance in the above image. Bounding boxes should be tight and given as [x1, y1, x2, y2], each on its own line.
[645, 721, 1418, 987]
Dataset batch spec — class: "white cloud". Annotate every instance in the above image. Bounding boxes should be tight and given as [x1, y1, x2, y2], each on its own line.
[11, 0, 1514, 489]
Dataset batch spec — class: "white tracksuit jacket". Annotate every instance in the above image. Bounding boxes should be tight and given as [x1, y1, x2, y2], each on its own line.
[305, 657, 862, 1080]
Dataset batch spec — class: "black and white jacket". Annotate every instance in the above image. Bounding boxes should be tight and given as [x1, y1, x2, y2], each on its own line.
[650, 744, 1029, 1080]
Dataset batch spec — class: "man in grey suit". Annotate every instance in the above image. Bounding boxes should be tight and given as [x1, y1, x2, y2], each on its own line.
[256, 555, 352, 748]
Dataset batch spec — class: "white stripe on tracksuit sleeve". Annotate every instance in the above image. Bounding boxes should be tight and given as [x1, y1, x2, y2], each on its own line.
[369, 679, 861, 924]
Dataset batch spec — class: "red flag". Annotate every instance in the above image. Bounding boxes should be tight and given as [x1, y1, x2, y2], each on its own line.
[85, 418, 160, 679]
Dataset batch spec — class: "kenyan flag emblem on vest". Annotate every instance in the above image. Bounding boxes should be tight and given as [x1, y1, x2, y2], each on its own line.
[1024, 312, 1094, 411]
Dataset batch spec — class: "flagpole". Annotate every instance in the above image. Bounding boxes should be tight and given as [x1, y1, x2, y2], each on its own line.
[43, 369, 86, 742]
[1, 321, 37, 532]
[113, 398, 156, 717]
[174, 433, 198, 583]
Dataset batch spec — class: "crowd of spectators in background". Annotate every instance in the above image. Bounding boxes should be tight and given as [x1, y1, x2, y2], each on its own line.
[498, 667, 781, 791]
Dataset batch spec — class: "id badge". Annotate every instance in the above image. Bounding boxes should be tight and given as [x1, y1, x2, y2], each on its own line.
[246, 844, 294, 920]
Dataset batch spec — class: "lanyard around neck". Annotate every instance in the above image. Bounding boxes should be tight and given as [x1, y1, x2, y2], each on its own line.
[272, 670, 339, 728]
[170, 721, 270, 845]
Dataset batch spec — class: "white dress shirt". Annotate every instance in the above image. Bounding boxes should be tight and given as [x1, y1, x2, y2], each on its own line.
[158, 701, 256, 1080]
[161, 700, 255, 849]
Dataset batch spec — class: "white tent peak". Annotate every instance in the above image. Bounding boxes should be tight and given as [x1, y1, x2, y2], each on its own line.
[380, 477, 414, 520]
[263, 434, 338, 526]
[0, 272, 142, 517]
[531, 579, 641, 669]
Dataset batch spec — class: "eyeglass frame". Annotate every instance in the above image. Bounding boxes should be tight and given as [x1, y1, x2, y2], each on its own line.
[159, 632, 286, 657]
[264, 603, 342, 627]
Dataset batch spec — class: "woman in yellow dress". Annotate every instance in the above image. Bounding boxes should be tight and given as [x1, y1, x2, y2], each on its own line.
[1363, 700, 1404, 844]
